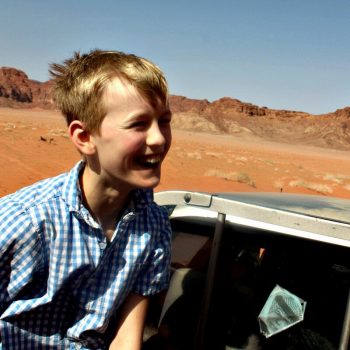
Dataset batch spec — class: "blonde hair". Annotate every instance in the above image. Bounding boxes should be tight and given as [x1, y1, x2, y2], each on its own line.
[50, 49, 168, 133]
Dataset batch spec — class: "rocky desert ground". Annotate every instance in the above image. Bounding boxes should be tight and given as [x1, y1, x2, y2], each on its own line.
[1, 107, 350, 199]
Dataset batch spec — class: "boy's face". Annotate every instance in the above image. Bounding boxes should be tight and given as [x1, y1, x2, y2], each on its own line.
[90, 78, 172, 193]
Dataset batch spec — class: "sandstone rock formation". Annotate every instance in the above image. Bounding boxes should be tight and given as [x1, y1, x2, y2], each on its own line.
[0, 67, 53, 108]
[169, 95, 350, 150]
[1, 67, 349, 150]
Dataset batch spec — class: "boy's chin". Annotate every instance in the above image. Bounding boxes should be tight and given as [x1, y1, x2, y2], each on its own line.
[132, 176, 161, 191]
[140, 179, 161, 190]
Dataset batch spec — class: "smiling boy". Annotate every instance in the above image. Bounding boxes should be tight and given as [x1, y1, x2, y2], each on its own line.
[0, 50, 172, 349]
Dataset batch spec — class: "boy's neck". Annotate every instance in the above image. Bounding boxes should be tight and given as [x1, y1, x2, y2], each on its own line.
[79, 165, 131, 241]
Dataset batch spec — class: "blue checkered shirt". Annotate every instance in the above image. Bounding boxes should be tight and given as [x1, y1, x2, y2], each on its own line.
[0, 161, 172, 349]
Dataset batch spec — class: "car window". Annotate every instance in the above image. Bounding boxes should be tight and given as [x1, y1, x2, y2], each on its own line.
[207, 226, 349, 350]
[143, 214, 349, 350]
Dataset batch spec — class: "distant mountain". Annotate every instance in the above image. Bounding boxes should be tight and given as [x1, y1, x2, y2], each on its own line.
[1, 67, 350, 150]
[0, 67, 53, 108]
[169, 95, 350, 150]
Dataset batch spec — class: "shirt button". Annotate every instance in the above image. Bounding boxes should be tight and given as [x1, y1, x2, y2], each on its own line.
[124, 212, 136, 222]
[99, 242, 107, 250]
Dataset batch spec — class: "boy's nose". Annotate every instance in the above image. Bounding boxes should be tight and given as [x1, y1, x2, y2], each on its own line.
[146, 122, 166, 147]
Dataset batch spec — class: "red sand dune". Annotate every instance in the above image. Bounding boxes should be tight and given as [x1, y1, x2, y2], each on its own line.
[1, 107, 350, 199]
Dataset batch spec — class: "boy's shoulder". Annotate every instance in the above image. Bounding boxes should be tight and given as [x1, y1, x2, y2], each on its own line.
[0, 171, 71, 234]
[0, 172, 67, 208]
[0, 162, 83, 210]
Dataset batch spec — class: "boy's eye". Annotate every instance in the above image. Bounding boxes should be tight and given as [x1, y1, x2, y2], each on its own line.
[130, 121, 148, 128]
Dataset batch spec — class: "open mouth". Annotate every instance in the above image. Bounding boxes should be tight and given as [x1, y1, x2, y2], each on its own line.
[135, 155, 162, 169]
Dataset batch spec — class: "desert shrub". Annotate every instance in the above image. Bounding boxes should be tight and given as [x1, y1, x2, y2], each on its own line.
[288, 180, 333, 195]
[204, 170, 256, 187]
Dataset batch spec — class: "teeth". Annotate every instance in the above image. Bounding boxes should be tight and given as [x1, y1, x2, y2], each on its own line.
[147, 158, 160, 164]
[145, 156, 161, 164]
[136, 155, 162, 166]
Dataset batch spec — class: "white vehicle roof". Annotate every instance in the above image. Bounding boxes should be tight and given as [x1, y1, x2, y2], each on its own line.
[155, 191, 350, 248]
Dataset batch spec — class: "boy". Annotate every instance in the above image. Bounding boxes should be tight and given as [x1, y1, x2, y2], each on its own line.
[0, 49, 173, 349]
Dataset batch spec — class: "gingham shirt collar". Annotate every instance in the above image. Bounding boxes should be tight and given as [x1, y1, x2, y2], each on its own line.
[61, 161, 154, 226]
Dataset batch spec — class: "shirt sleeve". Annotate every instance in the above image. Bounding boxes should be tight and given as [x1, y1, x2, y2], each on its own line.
[0, 196, 42, 310]
[132, 205, 172, 296]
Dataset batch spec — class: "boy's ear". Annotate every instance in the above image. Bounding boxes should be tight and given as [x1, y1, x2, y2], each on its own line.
[68, 121, 96, 155]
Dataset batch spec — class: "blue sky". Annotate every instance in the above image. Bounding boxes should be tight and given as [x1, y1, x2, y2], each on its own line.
[1, 0, 349, 114]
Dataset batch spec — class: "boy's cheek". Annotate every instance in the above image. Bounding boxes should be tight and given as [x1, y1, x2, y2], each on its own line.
[119, 135, 145, 151]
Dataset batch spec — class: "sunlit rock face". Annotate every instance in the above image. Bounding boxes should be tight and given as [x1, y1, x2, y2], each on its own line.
[0, 67, 54, 108]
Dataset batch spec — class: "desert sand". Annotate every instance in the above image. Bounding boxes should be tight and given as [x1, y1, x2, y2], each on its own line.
[1, 107, 350, 199]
